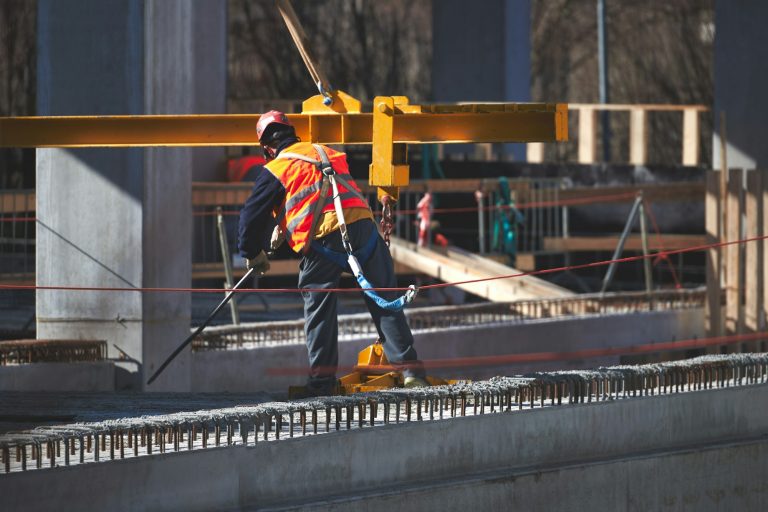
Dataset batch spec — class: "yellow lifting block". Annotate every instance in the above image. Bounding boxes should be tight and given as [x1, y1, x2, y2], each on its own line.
[301, 90, 361, 114]
[356, 341, 388, 369]
[287, 338, 470, 398]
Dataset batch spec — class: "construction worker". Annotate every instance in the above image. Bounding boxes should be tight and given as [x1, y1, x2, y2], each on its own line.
[238, 110, 428, 396]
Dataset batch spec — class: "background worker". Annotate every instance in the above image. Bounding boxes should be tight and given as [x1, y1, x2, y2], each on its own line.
[238, 110, 428, 396]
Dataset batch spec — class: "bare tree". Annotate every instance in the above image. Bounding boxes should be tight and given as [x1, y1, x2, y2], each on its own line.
[228, 0, 432, 112]
[0, 0, 713, 175]
[532, 0, 713, 166]
[0, 0, 36, 189]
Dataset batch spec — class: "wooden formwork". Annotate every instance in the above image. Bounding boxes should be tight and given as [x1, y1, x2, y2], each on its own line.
[705, 169, 768, 352]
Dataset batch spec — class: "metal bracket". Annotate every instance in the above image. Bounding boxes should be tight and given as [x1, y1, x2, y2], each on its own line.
[370, 96, 411, 203]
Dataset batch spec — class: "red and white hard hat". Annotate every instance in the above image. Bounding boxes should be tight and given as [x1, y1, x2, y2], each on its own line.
[256, 110, 292, 142]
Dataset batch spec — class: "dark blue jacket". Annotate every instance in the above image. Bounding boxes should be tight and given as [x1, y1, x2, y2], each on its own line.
[238, 137, 300, 259]
[237, 169, 284, 259]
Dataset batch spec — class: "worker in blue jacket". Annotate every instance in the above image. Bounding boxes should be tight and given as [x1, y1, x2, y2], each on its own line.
[238, 111, 428, 396]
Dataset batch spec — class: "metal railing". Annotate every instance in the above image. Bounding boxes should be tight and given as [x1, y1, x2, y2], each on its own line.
[190, 176, 568, 272]
[528, 103, 709, 167]
[0, 339, 107, 365]
[0, 189, 35, 278]
[192, 288, 706, 350]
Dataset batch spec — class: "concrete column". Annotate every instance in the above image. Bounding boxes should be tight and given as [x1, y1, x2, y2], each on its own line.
[432, 0, 531, 160]
[713, 1, 768, 169]
[36, 0, 226, 391]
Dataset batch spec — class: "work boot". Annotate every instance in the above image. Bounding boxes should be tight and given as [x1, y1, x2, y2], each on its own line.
[291, 379, 340, 399]
[404, 376, 430, 388]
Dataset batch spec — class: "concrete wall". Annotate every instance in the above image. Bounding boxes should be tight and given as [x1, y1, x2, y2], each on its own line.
[0, 362, 114, 392]
[713, 2, 768, 169]
[3, 381, 766, 511]
[36, 0, 226, 391]
[432, 0, 531, 160]
[298, 439, 768, 512]
[192, 308, 704, 393]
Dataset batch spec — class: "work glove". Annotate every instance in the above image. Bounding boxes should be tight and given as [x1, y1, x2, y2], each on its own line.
[270, 225, 286, 252]
[246, 250, 270, 275]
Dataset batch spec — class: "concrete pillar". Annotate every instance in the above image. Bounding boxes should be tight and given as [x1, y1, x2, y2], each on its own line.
[432, 0, 531, 160]
[713, 1, 768, 169]
[36, 0, 226, 391]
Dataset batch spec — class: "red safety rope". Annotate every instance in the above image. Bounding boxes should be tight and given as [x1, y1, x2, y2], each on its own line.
[0, 234, 764, 295]
[642, 198, 683, 289]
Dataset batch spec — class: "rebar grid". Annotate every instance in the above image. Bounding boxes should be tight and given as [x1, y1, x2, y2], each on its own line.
[0, 340, 107, 365]
[193, 289, 705, 350]
[1, 351, 764, 474]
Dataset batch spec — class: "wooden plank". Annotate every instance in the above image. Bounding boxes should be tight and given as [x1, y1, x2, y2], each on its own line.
[745, 171, 762, 338]
[682, 108, 700, 166]
[515, 253, 536, 272]
[0, 273, 34, 285]
[578, 108, 598, 164]
[569, 103, 709, 112]
[191, 183, 251, 207]
[526, 143, 544, 163]
[542, 234, 706, 252]
[0, 191, 35, 214]
[473, 143, 493, 161]
[705, 170, 722, 338]
[388, 236, 572, 301]
[557, 183, 705, 204]
[441, 243, 572, 297]
[629, 109, 648, 165]
[762, 170, 768, 350]
[725, 168, 744, 340]
[189, 181, 705, 208]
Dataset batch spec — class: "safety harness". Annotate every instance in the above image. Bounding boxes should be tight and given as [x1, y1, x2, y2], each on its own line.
[276, 144, 417, 311]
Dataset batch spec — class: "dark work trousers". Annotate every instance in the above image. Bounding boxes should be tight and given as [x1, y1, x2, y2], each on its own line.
[297, 218, 425, 390]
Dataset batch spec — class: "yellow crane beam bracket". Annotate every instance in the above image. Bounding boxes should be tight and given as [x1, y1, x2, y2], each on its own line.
[0, 102, 567, 148]
[370, 96, 410, 203]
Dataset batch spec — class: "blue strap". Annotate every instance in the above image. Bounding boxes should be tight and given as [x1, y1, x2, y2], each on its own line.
[310, 229, 416, 312]
[310, 227, 379, 271]
[355, 273, 415, 311]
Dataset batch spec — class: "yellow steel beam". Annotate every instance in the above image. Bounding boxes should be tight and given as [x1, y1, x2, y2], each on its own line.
[0, 103, 567, 148]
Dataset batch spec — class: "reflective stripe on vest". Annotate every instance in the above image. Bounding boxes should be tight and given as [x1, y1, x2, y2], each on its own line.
[265, 142, 369, 252]
[284, 190, 366, 233]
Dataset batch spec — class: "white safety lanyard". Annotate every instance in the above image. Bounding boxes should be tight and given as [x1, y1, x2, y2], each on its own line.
[276, 146, 417, 310]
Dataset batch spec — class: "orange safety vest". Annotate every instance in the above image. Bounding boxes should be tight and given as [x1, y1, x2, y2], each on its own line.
[265, 142, 370, 253]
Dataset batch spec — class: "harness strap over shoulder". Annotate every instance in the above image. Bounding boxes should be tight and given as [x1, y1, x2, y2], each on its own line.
[311, 144, 333, 174]
[275, 152, 321, 166]
[277, 145, 418, 311]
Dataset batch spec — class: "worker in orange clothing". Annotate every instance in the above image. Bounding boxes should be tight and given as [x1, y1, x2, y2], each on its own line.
[238, 111, 427, 396]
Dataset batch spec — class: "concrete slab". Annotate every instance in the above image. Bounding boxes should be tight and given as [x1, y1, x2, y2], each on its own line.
[2, 381, 766, 511]
[0, 362, 114, 392]
[192, 308, 705, 392]
[290, 437, 768, 512]
[0, 390, 275, 434]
